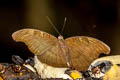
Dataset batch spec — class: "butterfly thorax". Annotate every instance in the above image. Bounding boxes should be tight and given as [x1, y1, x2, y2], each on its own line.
[58, 35, 64, 40]
[58, 35, 70, 67]
[58, 35, 65, 46]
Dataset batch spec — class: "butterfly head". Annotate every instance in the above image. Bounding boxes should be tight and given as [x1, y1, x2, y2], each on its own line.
[58, 35, 64, 40]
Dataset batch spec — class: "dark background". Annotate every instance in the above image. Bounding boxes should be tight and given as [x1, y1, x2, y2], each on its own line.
[0, 0, 119, 63]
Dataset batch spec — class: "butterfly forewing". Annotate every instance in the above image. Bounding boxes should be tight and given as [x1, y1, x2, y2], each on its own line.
[12, 29, 58, 55]
[65, 36, 110, 70]
[12, 29, 67, 67]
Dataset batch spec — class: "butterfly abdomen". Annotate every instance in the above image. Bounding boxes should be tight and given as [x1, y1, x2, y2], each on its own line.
[58, 36, 71, 67]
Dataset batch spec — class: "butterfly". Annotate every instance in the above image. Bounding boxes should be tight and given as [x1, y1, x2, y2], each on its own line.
[12, 28, 110, 71]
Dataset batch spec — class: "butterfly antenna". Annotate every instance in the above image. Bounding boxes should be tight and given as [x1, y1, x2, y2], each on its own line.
[61, 17, 67, 34]
[46, 16, 61, 35]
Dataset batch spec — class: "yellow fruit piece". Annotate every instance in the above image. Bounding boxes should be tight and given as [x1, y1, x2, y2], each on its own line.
[70, 70, 83, 79]
[19, 72, 23, 76]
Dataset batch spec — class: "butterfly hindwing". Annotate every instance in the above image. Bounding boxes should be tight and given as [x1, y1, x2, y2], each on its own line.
[65, 36, 110, 70]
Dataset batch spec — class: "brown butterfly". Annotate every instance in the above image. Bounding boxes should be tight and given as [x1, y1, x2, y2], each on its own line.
[12, 28, 110, 71]
[12, 17, 110, 71]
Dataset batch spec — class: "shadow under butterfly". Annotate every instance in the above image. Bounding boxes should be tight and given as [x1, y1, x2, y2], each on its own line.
[12, 17, 110, 71]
